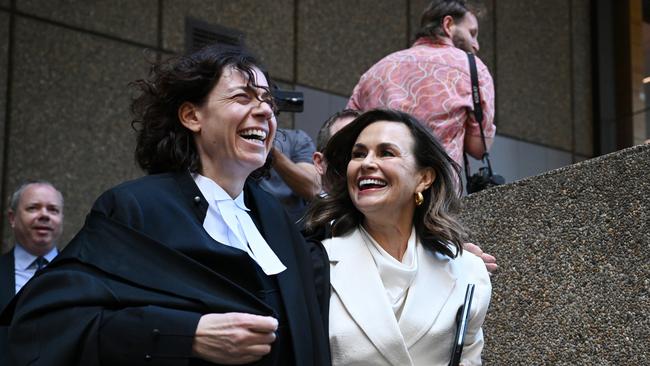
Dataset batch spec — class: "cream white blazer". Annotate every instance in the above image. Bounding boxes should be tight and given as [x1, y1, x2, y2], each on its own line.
[323, 227, 492, 366]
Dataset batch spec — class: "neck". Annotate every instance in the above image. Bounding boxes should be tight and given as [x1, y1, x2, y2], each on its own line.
[199, 164, 247, 199]
[363, 212, 413, 261]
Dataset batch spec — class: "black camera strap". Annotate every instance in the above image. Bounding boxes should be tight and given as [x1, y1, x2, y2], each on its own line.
[463, 52, 495, 181]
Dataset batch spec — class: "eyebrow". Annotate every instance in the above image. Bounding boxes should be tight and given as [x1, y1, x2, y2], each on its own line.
[225, 85, 250, 93]
[352, 142, 400, 150]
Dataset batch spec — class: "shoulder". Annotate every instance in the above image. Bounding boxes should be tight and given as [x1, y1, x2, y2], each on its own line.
[321, 228, 362, 260]
[283, 128, 311, 141]
[0, 249, 14, 263]
[449, 250, 492, 301]
[104, 173, 177, 195]
[92, 172, 188, 219]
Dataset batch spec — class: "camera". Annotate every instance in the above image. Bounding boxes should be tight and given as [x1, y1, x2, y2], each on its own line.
[271, 89, 304, 113]
[466, 167, 505, 194]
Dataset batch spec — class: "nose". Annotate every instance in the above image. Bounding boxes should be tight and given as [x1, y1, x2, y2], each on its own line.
[361, 152, 378, 169]
[37, 208, 51, 221]
[253, 98, 274, 120]
[472, 39, 480, 53]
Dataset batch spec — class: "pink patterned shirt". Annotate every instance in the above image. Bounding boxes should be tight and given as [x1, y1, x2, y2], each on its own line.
[347, 37, 495, 166]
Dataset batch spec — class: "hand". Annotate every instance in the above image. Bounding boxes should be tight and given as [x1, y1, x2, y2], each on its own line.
[463, 242, 498, 274]
[192, 312, 278, 364]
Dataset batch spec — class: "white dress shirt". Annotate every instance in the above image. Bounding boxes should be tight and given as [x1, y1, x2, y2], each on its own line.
[14, 243, 58, 293]
[193, 174, 286, 275]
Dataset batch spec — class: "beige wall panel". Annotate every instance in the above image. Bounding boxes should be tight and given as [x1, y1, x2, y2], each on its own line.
[0, 11, 8, 249]
[162, 0, 294, 82]
[16, 0, 158, 46]
[572, 0, 593, 157]
[496, 0, 572, 151]
[409, 0, 428, 38]
[6, 18, 148, 247]
[297, 0, 407, 96]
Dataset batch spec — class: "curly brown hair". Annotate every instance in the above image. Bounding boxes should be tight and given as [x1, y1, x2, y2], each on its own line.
[130, 44, 274, 178]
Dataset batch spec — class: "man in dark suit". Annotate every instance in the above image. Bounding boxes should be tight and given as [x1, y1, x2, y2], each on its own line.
[0, 181, 63, 311]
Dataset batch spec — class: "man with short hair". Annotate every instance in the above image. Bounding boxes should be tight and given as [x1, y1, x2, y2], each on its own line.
[0, 181, 63, 311]
[312, 109, 360, 188]
[347, 0, 495, 167]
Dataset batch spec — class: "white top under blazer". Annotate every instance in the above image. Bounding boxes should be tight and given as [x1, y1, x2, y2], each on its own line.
[323, 226, 492, 366]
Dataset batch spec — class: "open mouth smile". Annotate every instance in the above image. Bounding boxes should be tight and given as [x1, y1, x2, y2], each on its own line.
[358, 178, 387, 191]
[238, 128, 268, 145]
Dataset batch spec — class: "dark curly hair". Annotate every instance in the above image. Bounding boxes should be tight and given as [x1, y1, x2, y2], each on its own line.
[415, 0, 484, 40]
[303, 109, 467, 258]
[130, 44, 274, 178]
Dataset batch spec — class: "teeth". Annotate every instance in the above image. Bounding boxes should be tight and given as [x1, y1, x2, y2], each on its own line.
[359, 178, 387, 188]
[239, 128, 267, 141]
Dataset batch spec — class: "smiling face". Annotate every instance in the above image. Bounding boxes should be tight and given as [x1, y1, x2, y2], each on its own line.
[346, 121, 434, 221]
[9, 184, 63, 256]
[182, 66, 276, 189]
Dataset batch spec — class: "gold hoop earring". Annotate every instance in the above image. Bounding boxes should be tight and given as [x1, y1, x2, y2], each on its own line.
[415, 192, 424, 206]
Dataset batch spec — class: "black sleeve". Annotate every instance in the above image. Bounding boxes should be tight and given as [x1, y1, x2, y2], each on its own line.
[99, 306, 201, 365]
[305, 238, 330, 332]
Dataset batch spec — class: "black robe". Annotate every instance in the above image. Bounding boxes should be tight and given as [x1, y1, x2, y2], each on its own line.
[1, 172, 330, 366]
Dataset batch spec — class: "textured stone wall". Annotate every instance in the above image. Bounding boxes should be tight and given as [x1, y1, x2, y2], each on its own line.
[460, 144, 650, 364]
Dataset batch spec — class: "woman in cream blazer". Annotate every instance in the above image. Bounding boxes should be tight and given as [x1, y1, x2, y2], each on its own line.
[305, 109, 492, 366]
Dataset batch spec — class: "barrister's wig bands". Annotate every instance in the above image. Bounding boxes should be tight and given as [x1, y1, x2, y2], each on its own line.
[130, 44, 273, 178]
[304, 108, 467, 258]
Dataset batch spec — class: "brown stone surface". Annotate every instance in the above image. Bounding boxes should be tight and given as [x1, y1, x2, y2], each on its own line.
[495, 0, 573, 151]
[5, 18, 148, 247]
[162, 0, 294, 82]
[460, 144, 650, 364]
[16, 0, 158, 46]
[297, 0, 407, 96]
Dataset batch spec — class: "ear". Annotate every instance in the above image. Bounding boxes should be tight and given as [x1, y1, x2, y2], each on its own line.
[313, 152, 326, 176]
[442, 15, 455, 38]
[178, 101, 202, 133]
[7, 209, 15, 229]
[416, 167, 436, 193]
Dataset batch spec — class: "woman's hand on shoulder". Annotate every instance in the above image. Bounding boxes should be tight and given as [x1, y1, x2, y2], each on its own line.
[192, 312, 278, 364]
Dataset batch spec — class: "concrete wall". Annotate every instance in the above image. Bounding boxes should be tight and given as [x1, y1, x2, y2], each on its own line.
[460, 144, 650, 364]
[0, 1, 595, 250]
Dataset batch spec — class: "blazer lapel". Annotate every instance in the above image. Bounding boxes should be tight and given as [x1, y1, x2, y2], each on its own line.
[328, 228, 414, 366]
[399, 242, 457, 347]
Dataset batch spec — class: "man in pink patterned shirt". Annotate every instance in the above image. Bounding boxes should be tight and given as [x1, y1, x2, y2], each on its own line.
[347, 0, 495, 167]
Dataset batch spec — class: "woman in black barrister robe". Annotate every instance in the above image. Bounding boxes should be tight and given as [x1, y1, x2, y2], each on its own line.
[2, 45, 330, 366]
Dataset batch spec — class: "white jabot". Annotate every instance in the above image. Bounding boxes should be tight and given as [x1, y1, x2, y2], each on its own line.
[193, 174, 286, 275]
[361, 226, 418, 319]
[14, 243, 58, 293]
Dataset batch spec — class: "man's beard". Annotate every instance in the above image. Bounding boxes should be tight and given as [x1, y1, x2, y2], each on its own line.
[452, 33, 473, 53]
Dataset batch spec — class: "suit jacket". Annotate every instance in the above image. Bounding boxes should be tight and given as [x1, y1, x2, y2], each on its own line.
[2, 172, 330, 366]
[0, 249, 15, 366]
[0, 249, 15, 312]
[324, 227, 491, 366]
